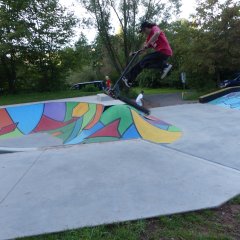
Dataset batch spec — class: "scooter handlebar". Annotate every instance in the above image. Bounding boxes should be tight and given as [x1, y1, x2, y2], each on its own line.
[130, 49, 145, 56]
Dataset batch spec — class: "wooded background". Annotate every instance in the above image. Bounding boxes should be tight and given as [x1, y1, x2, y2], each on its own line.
[0, 0, 239, 93]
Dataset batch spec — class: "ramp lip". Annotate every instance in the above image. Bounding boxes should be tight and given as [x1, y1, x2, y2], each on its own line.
[0, 146, 39, 153]
[199, 87, 240, 103]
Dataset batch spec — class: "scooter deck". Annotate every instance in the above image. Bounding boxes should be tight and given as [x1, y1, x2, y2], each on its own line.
[105, 89, 150, 115]
[117, 95, 150, 115]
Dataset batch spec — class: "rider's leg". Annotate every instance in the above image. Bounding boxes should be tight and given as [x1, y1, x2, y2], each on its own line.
[123, 51, 169, 87]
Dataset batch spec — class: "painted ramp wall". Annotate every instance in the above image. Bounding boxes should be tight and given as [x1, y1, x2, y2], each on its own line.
[0, 102, 181, 150]
[209, 91, 240, 109]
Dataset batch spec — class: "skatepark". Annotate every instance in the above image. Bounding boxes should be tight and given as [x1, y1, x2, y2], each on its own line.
[1, 89, 240, 239]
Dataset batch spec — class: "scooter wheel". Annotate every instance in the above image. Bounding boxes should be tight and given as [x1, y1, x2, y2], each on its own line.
[108, 89, 117, 99]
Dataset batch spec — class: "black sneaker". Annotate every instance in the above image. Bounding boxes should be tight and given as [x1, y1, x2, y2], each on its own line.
[122, 77, 133, 88]
[161, 64, 172, 79]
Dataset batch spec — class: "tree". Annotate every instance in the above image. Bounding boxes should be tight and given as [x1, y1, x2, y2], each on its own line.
[24, 0, 77, 91]
[0, 0, 77, 92]
[0, 0, 31, 93]
[78, 0, 181, 74]
[188, 0, 240, 87]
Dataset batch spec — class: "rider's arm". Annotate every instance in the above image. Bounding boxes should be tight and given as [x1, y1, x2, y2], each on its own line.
[144, 26, 162, 48]
[146, 31, 161, 47]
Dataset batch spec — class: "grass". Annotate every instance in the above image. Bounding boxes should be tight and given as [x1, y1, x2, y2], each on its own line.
[19, 195, 240, 240]
[0, 88, 187, 106]
[133, 87, 207, 101]
[0, 90, 100, 106]
[133, 87, 182, 95]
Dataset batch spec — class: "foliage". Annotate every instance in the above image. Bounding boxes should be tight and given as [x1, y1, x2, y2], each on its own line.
[189, 0, 240, 88]
[78, 0, 181, 74]
[163, 0, 240, 90]
[66, 65, 101, 86]
[0, 0, 77, 92]
[81, 85, 100, 92]
[1, 0, 239, 92]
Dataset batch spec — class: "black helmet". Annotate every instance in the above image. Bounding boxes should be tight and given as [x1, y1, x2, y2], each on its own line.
[139, 21, 156, 33]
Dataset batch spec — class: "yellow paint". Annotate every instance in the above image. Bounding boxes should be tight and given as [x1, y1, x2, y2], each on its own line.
[72, 103, 89, 117]
[131, 110, 181, 143]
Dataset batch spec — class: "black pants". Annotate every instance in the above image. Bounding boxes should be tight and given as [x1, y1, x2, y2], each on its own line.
[126, 51, 169, 82]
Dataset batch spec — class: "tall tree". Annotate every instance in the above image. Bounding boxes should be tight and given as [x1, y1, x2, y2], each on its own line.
[0, 0, 77, 92]
[78, 0, 181, 74]
[0, 0, 30, 93]
[189, 0, 240, 84]
[24, 0, 77, 90]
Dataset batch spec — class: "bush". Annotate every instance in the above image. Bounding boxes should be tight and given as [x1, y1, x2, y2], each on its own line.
[136, 69, 183, 89]
[186, 73, 217, 91]
[161, 70, 183, 89]
[137, 69, 160, 88]
[82, 85, 99, 92]
[66, 66, 97, 85]
[121, 88, 138, 99]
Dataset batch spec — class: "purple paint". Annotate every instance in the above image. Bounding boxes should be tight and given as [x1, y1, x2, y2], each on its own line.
[44, 102, 66, 122]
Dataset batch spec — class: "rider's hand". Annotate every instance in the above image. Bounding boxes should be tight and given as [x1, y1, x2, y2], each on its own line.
[143, 42, 149, 49]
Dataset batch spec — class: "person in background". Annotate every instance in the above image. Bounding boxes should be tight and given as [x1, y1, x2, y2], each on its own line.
[122, 21, 173, 88]
[136, 90, 144, 106]
[105, 76, 112, 90]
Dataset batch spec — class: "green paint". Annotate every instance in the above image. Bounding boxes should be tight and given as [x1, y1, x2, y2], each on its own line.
[64, 102, 79, 121]
[83, 137, 119, 144]
[0, 128, 22, 139]
[81, 104, 97, 130]
[168, 126, 181, 132]
[49, 121, 78, 141]
[100, 105, 133, 135]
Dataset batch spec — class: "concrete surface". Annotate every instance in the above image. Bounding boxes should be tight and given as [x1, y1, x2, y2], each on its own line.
[0, 133, 62, 149]
[1, 99, 240, 239]
[1, 140, 240, 240]
[2, 94, 123, 108]
[97, 93, 113, 101]
[152, 103, 240, 170]
[144, 92, 197, 108]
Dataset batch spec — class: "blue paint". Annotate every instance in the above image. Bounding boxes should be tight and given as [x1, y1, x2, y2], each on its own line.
[66, 122, 104, 144]
[210, 92, 240, 110]
[122, 124, 140, 140]
[6, 104, 44, 134]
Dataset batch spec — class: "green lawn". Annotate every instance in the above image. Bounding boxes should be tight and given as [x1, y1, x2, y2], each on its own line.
[0, 88, 188, 106]
[133, 87, 206, 101]
[0, 90, 100, 106]
[133, 87, 182, 95]
[20, 195, 240, 240]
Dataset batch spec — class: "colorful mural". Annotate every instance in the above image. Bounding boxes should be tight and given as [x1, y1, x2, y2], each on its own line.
[210, 92, 240, 109]
[0, 102, 181, 146]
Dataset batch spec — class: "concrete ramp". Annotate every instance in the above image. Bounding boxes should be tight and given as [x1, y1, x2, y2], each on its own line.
[0, 101, 181, 151]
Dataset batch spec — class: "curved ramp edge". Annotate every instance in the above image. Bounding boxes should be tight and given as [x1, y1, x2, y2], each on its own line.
[0, 101, 182, 151]
[199, 87, 240, 103]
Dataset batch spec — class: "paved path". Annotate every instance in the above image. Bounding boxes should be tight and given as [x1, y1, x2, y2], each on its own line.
[144, 92, 197, 108]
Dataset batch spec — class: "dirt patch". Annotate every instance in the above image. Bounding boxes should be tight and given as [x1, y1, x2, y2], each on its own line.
[141, 197, 240, 240]
[214, 204, 240, 238]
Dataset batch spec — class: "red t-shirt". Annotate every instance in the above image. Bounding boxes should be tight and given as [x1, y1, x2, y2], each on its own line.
[106, 79, 111, 88]
[146, 26, 173, 56]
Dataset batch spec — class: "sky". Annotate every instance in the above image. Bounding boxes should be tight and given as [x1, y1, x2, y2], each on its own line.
[59, 0, 197, 43]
